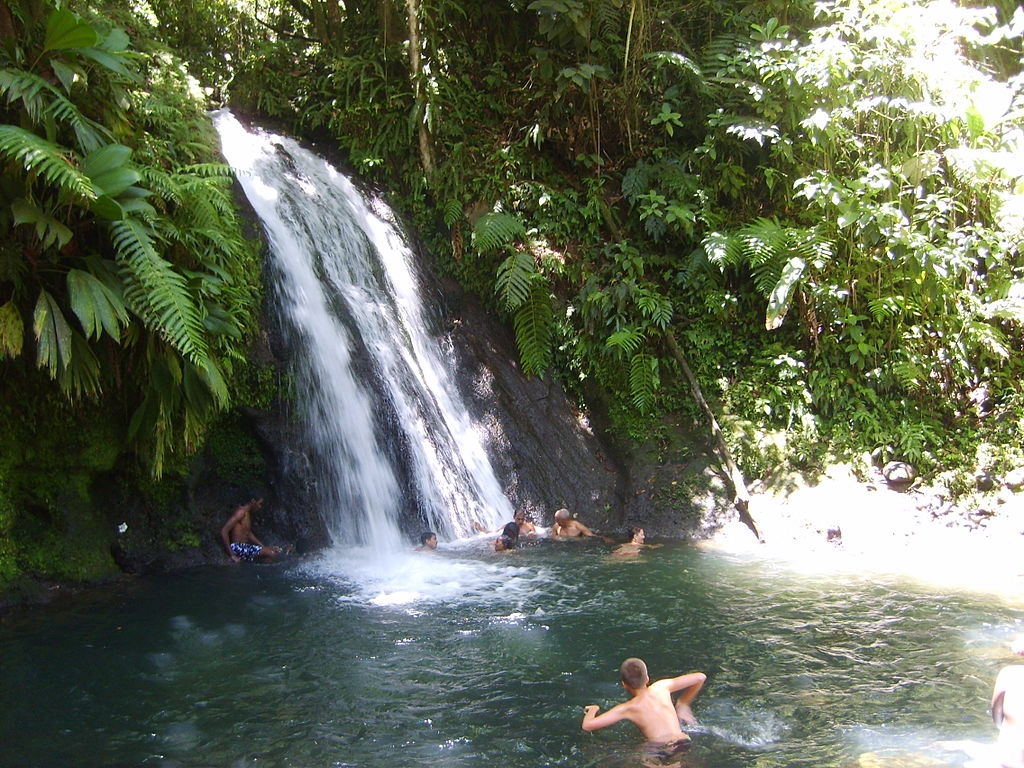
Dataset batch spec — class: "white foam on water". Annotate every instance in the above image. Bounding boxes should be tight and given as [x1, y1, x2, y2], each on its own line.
[294, 543, 555, 611]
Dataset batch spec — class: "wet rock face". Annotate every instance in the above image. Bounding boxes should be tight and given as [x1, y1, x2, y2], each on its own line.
[442, 278, 625, 531]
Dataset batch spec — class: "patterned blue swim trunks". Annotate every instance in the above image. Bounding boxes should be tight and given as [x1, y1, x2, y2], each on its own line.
[230, 542, 262, 562]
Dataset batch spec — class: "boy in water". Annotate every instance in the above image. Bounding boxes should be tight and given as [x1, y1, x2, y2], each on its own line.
[582, 657, 706, 761]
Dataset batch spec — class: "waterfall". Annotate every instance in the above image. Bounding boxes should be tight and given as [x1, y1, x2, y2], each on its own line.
[213, 111, 512, 550]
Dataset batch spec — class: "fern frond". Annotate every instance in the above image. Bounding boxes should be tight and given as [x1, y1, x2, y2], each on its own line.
[891, 358, 925, 391]
[110, 217, 209, 364]
[701, 230, 743, 269]
[472, 211, 526, 254]
[636, 290, 673, 329]
[496, 252, 537, 311]
[512, 282, 553, 377]
[868, 295, 921, 323]
[442, 199, 463, 228]
[629, 353, 660, 413]
[139, 165, 182, 205]
[606, 327, 645, 356]
[980, 296, 1024, 325]
[0, 125, 94, 199]
[622, 161, 652, 205]
[592, 0, 623, 39]
[0, 68, 111, 152]
[179, 162, 235, 179]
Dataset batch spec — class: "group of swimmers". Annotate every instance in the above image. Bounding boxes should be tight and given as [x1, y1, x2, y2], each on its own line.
[414, 506, 659, 554]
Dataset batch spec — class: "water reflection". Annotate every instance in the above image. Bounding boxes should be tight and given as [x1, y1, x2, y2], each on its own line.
[1, 542, 1020, 767]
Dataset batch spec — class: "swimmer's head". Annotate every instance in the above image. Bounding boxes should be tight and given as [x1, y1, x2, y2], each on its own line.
[495, 535, 516, 551]
[554, 508, 571, 522]
[501, 521, 520, 541]
[420, 531, 437, 548]
[620, 657, 649, 690]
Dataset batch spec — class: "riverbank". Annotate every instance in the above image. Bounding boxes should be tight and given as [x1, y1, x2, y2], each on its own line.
[703, 465, 1024, 605]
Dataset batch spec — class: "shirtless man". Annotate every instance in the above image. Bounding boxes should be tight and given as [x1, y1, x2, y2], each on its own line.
[582, 657, 706, 758]
[552, 508, 611, 541]
[220, 498, 283, 563]
[993, 639, 1024, 768]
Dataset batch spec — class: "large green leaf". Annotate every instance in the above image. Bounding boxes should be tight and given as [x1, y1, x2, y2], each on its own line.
[81, 144, 140, 196]
[33, 290, 73, 376]
[11, 198, 74, 249]
[43, 9, 99, 52]
[766, 257, 806, 331]
[67, 268, 129, 341]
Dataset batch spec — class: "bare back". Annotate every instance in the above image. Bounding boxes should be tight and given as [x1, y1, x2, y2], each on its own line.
[582, 671, 706, 744]
[625, 682, 688, 742]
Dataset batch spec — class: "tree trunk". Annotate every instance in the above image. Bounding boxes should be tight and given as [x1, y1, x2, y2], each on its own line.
[663, 329, 762, 541]
[406, 0, 435, 175]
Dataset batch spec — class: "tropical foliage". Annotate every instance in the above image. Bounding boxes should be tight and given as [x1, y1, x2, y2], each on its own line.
[208, 0, 1022, 484]
[0, 0, 260, 473]
[1, 0, 1023, 591]
[11, 0, 1020, 485]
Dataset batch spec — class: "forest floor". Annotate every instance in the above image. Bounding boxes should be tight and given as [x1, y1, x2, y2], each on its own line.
[702, 464, 1024, 606]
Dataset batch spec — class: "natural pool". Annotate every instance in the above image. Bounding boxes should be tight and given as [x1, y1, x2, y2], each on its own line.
[2, 538, 1020, 768]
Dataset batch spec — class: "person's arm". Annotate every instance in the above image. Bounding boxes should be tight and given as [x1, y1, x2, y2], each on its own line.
[664, 672, 706, 725]
[581, 701, 632, 732]
[578, 522, 615, 543]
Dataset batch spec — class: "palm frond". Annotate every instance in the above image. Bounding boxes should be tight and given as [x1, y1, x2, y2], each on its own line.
[56, 331, 102, 399]
[67, 267, 129, 341]
[32, 288, 73, 377]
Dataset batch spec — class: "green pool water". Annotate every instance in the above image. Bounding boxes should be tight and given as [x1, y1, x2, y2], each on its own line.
[2, 538, 1019, 767]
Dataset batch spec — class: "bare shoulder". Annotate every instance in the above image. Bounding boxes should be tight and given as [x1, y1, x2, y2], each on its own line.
[997, 665, 1024, 684]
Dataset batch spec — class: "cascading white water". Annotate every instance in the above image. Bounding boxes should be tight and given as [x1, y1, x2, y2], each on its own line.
[213, 110, 512, 550]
